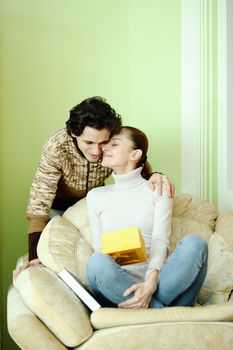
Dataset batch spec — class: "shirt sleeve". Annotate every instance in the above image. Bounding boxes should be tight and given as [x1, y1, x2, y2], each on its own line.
[26, 136, 63, 233]
[145, 187, 173, 280]
[86, 190, 103, 252]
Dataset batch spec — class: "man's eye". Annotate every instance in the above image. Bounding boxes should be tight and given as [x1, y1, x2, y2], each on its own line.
[85, 141, 93, 145]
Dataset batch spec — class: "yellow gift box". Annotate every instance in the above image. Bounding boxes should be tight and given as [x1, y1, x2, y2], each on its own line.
[101, 227, 147, 265]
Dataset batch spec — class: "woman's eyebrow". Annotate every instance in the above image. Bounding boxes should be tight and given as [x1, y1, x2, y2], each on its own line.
[111, 137, 121, 141]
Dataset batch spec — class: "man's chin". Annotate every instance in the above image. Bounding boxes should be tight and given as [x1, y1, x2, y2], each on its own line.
[87, 155, 101, 162]
[101, 160, 110, 167]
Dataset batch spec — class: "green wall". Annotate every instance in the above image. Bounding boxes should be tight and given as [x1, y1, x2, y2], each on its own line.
[0, 1, 180, 349]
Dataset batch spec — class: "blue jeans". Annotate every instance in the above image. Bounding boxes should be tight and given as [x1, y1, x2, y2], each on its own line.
[87, 234, 208, 308]
[50, 209, 65, 218]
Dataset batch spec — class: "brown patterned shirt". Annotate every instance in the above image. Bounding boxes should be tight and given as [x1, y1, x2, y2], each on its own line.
[26, 128, 112, 234]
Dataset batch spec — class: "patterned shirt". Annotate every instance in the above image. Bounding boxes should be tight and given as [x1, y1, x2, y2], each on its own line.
[27, 128, 112, 234]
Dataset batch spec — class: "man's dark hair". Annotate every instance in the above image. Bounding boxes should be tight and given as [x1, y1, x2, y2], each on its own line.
[66, 96, 122, 136]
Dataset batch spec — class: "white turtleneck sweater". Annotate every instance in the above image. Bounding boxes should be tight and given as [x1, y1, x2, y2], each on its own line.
[86, 168, 173, 281]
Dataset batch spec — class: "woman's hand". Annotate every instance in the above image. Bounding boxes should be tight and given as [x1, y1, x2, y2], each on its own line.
[118, 282, 156, 309]
[13, 258, 42, 282]
[148, 173, 175, 198]
[118, 270, 159, 309]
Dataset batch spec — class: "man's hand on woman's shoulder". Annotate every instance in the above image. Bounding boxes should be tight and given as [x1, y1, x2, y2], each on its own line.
[148, 173, 175, 198]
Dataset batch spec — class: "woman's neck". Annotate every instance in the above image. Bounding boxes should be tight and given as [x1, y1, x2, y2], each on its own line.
[112, 167, 145, 189]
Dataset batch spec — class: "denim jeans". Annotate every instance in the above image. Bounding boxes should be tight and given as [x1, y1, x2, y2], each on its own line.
[87, 234, 208, 308]
[50, 209, 65, 218]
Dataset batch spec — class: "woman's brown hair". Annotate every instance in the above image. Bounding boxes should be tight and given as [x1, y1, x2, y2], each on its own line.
[121, 126, 152, 179]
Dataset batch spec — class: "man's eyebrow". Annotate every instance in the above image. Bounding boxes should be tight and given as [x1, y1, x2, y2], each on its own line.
[83, 139, 110, 143]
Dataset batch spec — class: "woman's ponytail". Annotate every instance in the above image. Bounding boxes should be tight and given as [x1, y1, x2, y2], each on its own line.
[141, 160, 152, 180]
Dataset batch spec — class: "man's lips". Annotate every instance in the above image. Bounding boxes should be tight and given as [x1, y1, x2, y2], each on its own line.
[89, 153, 101, 158]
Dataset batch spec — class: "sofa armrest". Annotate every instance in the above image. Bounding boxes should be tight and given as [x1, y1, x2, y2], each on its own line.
[7, 285, 66, 350]
[15, 254, 29, 267]
[37, 215, 93, 286]
[14, 266, 93, 348]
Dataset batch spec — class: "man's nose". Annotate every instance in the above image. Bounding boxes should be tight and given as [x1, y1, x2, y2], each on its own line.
[92, 144, 102, 155]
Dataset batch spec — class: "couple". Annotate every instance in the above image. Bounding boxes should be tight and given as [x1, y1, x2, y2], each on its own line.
[86, 125, 208, 309]
[16, 96, 207, 309]
[14, 96, 173, 279]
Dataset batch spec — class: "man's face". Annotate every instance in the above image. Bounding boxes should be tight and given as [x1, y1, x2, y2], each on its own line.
[72, 126, 111, 162]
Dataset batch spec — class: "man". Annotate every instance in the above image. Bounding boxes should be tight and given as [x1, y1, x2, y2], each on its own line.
[14, 96, 174, 279]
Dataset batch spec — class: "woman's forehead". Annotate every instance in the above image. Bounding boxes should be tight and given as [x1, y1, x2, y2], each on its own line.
[111, 134, 128, 142]
[111, 129, 129, 140]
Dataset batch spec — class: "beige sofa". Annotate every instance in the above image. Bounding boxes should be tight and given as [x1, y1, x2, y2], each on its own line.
[7, 194, 233, 350]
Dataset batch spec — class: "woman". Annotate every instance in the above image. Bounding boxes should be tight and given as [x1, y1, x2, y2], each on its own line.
[86, 126, 208, 309]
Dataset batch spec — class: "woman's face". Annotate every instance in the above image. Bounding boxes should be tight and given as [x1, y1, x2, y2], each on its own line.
[101, 130, 135, 170]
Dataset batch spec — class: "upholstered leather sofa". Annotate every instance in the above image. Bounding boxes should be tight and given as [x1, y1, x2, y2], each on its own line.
[7, 194, 233, 350]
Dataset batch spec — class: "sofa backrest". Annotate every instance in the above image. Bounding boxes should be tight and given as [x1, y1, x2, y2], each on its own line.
[170, 193, 218, 252]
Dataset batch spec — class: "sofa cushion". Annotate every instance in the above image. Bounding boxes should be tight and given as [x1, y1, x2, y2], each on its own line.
[198, 233, 233, 305]
[198, 212, 233, 305]
[90, 303, 233, 329]
[214, 212, 233, 250]
[37, 215, 93, 286]
[14, 266, 93, 348]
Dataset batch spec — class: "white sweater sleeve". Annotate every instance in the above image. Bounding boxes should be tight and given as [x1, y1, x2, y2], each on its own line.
[145, 188, 173, 280]
[86, 191, 103, 252]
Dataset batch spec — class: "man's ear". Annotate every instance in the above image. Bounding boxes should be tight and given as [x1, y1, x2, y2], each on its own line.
[130, 149, 142, 161]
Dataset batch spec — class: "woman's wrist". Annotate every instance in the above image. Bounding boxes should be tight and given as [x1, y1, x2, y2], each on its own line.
[145, 270, 159, 288]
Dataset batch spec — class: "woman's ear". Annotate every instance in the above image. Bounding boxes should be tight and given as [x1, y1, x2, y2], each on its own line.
[130, 149, 142, 161]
